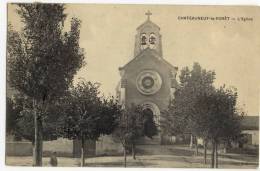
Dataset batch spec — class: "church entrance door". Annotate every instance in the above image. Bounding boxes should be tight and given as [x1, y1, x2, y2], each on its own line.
[143, 108, 158, 138]
[135, 102, 161, 145]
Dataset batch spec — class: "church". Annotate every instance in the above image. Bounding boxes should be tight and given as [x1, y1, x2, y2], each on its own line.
[116, 11, 179, 144]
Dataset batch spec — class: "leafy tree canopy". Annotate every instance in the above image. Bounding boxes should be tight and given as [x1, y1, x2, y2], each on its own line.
[8, 4, 84, 103]
[8, 94, 64, 142]
[60, 81, 121, 141]
[161, 62, 243, 144]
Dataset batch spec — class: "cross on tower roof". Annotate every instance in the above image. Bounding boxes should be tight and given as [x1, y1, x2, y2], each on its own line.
[145, 10, 152, 20]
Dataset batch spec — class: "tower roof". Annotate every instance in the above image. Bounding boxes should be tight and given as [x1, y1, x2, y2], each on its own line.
[136, 11, 160, 31]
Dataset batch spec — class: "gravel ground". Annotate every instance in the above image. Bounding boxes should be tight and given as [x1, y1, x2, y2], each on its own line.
[5, 145, 259, 168]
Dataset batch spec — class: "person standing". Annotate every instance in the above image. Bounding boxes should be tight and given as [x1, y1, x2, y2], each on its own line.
[49, 151, 58, 167]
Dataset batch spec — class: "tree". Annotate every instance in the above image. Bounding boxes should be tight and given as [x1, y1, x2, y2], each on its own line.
[7, 4, 84, 166]
[161, 62, 215, 155]
[14, 95, 65, 143]
[195, 86, 243, 168]
[6, 97, 22, 137]
[129, 105, 146, 160]
[113, 104, 144, 167]
[162, 63, 243, 168]
[6, 93, 65, 161]
[60, 81, 120, 166]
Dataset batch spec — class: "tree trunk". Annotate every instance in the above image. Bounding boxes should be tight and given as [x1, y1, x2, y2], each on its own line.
[190, 134, 193, 148]
[211, 141, 215, 168]
[223, 147, 227, 154]
[204, 140, 207, 164]
[39, 119, 43, 164]
[223, 142, 227, 154]
[33, 99, 42, 166]
[32, 141, 35, 165]
[194, 136, 198, 156]
[33, 116, 42, 166]
[132, 142, 136, 160]
[81, 136, 85, 167]
[214, 142, 218, 168]
[124, 145, 127, 167]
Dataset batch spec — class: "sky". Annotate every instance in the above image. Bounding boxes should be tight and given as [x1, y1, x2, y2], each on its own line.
[8, 4, 260, 115]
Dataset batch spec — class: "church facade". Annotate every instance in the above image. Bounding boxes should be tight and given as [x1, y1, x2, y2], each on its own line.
[116, 11, 179, 144]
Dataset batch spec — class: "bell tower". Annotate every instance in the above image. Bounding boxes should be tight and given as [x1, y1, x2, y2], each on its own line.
[134, 11, 163, 57]
[117, 11, 178, 144]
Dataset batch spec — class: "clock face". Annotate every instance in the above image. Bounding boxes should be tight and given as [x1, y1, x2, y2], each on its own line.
[136, 70, 162, 95]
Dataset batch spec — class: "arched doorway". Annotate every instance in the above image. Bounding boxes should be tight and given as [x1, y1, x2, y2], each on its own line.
[137, 102, 161, 144]
[142, 108, 158, 138]
[141, 102, 160, 126]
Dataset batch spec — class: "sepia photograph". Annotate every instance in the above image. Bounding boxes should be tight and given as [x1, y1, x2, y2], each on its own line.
[4, 2, 260, 169]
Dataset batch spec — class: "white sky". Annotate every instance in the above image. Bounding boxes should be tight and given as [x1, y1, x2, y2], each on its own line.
[8, 4, 260, 115]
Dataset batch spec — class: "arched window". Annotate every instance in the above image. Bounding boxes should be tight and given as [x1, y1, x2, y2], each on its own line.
[140, 33, 148, 50]
[149, 33, 156, 45]
[141, 33, 147, 45]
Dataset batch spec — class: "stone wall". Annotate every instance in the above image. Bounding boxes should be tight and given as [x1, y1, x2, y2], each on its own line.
[6, 138, 74, 157]
[6, 141, 32, 156]
[43, 138, 73, 157]
[96, 135, 123, 156]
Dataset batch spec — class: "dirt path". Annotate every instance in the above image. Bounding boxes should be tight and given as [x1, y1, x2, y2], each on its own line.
[5, 145, 258, 168]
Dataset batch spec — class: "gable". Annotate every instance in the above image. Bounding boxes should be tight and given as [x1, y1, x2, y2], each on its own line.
[119, 48, 177, 73]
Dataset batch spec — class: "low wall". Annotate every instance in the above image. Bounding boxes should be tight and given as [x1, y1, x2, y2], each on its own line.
[6, 141, 33, 156]
[73, 139, 96, 157]
[43, 138, 73, 157]
[96, 135, 123, 156]
[6, 138, 73, 157]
